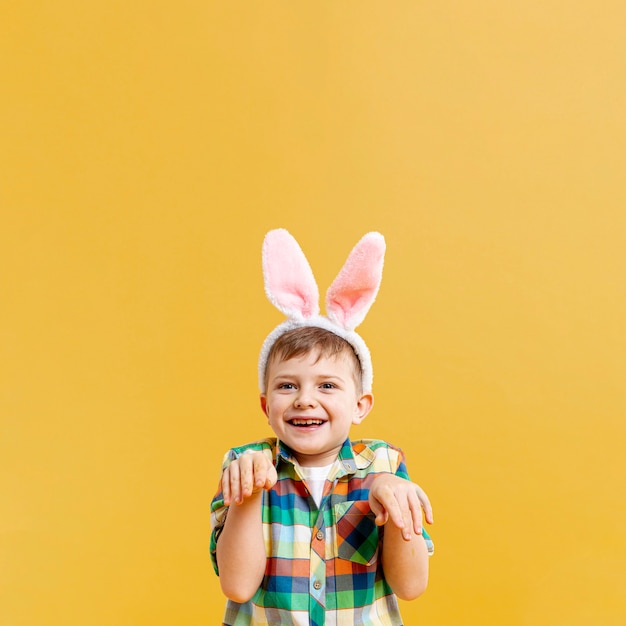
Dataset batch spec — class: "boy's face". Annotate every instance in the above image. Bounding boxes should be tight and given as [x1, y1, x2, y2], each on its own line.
[260, 350, 373, 467]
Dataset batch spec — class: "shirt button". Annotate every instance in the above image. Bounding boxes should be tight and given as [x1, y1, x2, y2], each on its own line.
[316, 530, 324, 541]
[313, 581, 322, 590]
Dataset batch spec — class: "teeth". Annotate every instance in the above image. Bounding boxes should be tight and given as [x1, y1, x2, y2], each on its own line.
[291, 419, 323, 426]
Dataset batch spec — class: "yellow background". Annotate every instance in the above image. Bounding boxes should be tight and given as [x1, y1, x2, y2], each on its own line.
[1, 2, 625, 624]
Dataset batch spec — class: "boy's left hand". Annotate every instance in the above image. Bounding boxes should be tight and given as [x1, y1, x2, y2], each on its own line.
[368, 474, 429, 541]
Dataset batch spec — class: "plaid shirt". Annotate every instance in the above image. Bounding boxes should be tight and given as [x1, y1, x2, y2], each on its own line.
[210, 438, 434, 626]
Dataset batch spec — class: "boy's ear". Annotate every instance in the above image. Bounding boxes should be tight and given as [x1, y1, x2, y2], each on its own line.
[352, 393, 374, 425]
[260, 394, 269, 418]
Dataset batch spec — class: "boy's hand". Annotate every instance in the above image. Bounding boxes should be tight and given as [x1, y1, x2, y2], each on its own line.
[369, 474, 433, 541]
[222, 451, 277, 506]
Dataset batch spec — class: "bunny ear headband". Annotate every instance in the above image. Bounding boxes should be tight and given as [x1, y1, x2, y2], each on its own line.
[258, 228, 386, 393]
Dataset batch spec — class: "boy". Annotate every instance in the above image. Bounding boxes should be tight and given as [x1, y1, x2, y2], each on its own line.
[210, 230, 434, 625]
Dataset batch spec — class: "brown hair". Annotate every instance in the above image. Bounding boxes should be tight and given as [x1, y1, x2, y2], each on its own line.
[265, 326, 363, 391]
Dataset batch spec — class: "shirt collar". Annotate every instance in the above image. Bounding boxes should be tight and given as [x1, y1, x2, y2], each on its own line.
[276, 438, 376, 476]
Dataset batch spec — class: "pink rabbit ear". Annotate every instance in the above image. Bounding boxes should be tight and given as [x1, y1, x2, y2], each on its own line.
[262, 229, 320, 319]
[326, 232, 385, 330]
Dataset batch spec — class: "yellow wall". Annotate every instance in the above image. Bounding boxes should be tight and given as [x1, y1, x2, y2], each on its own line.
[1, 2, 625, 624]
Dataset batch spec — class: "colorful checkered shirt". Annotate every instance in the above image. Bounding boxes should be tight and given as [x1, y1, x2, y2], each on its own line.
[210, 438, 434, 626]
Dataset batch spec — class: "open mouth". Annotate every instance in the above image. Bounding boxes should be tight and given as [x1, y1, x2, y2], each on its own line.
[288, 418, 325, 427]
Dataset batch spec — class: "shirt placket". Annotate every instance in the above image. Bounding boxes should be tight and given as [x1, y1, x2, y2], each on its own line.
[308, 453, 357, 626]
[309, 510, 326, 626]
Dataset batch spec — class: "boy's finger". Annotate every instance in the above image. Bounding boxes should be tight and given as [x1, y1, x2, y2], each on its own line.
[228, 461, 243, 504]
[264, 464, 278, 489]
[251, 455, 271, 488]
[239, 456, 255, 497]
[415, 484, 434, 525]
[383, 495, 411, 540]
[369, 499, 388, 526]
[408, 490, 424, 536]
[381, 493, 406, 533]
[399, 499, 415, 541]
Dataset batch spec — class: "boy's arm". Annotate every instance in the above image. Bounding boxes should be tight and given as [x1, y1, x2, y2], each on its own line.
[214, 451, 277, 603]
[369, 474, 430, 600]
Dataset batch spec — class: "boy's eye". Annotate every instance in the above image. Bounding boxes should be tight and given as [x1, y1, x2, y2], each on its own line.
[320, 382, 336, 389]
[278, 383, 296, 390]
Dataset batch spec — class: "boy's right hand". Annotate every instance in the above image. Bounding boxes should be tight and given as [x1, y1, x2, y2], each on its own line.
[222, 450, 278, 506]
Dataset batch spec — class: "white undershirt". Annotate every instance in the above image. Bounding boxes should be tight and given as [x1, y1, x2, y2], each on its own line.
[299, 463, 334, 507]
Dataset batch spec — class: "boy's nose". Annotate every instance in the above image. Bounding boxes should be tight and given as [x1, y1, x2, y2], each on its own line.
[294, 391, 317, 408]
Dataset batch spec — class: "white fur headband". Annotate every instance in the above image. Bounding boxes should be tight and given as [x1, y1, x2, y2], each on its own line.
[258, 229, 386, 393]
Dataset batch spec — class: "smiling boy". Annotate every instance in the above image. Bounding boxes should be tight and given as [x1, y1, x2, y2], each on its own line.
[210, 230, 434, 625]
